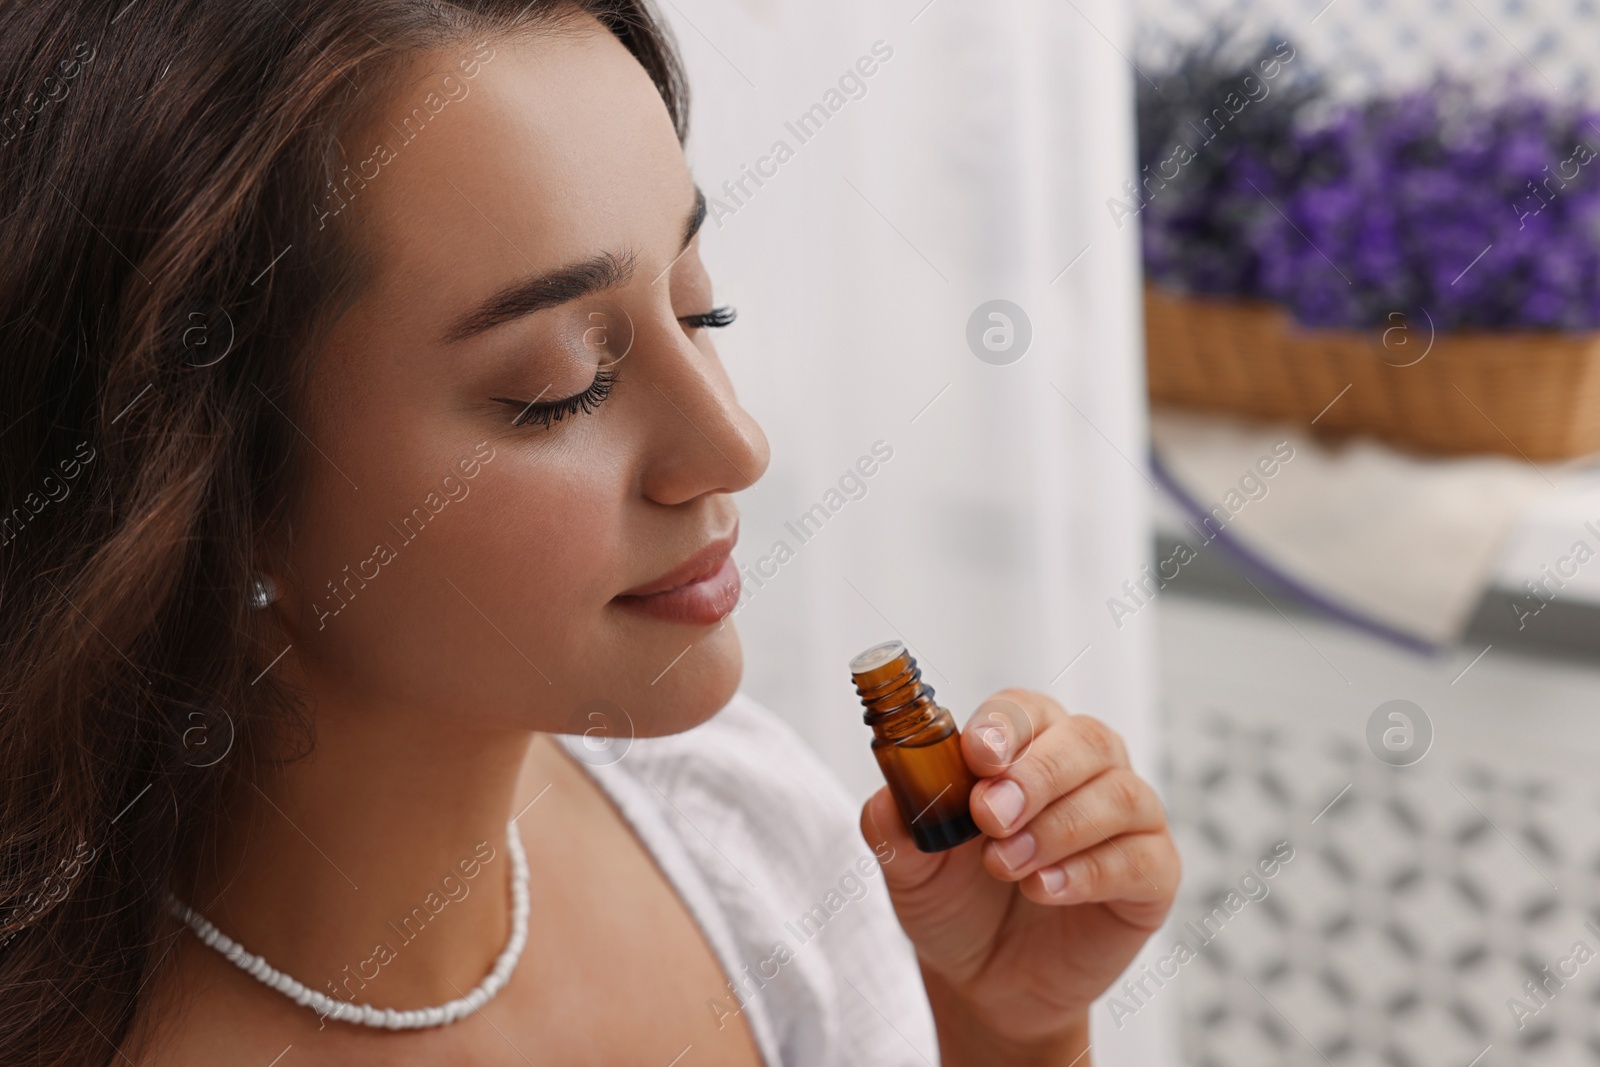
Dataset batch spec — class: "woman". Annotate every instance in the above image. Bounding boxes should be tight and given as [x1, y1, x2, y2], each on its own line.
[0, 1, 1180, 1063]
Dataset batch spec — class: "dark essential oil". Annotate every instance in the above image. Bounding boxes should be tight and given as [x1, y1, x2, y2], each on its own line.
[849, 639, 981, 853]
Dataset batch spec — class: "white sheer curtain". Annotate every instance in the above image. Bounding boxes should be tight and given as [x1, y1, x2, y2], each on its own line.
[665, 1, 1174, 1062]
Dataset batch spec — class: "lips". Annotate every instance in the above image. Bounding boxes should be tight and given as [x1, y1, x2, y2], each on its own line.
[612, 524, 742, 625]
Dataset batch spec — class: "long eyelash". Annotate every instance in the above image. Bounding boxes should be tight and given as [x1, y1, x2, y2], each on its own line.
[679, 305, 736, 329]
[491, 367, 617, 429]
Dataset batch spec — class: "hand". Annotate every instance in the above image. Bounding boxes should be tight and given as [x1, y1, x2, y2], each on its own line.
[858, 688, 1179, 1054]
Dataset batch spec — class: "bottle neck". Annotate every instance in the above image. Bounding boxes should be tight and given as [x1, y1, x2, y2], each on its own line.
[852, 654, 943, 742]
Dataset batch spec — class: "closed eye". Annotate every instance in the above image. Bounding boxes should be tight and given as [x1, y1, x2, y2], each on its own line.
[490, 305, 733, 429]
[491, 369, 616, 429]
[678, 305, 736, 329]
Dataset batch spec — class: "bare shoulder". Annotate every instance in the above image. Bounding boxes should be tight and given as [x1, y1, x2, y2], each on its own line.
[122, 936, 317, 1066]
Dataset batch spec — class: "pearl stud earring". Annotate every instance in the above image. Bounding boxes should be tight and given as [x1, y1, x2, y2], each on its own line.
[246, 575, 276, 610]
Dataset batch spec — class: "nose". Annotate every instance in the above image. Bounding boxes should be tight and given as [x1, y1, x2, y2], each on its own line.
[635, 323, 769, 506]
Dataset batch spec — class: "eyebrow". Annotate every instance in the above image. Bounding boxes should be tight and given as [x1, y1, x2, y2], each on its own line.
[441, 184, 708, 345]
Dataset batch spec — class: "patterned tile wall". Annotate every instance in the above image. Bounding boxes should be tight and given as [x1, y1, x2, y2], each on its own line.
[1165, 706, 1600, 1066]
[1136, 0, 1600, 100]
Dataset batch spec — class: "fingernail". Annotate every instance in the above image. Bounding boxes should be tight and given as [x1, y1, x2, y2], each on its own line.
[983, 778, 1026, 830]
[992, 829, 1036, 871]
[1038, 864, 1067, 895]
[977, 725, 1011, 763]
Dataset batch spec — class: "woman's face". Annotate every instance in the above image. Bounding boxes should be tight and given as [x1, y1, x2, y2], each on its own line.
[271, 20, 768, 738]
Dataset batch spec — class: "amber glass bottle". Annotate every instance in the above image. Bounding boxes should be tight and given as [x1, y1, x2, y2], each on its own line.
[849, 640, 981, 852]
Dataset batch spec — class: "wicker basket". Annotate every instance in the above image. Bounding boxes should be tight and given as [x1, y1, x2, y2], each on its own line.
[1143, 283, 1600, 459]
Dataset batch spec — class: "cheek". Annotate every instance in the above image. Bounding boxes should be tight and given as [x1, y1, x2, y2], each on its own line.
[448, 460, 622, 628]
[287, 446, 626, 716]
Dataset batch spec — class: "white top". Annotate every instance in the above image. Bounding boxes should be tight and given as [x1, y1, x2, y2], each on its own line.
[555, 690, 941, 1066]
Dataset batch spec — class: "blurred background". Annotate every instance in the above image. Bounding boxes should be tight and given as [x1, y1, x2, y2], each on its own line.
[667, 0, 1600, 1064]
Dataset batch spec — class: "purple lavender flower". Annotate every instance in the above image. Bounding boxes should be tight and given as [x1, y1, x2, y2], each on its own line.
[1139, 48, 1600, 331]
[1135, 31, 1326, 297]
[1250, 81, 1600, 330]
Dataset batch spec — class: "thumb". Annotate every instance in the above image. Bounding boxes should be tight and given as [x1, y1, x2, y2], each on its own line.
[859, 785, 946, 894]
[860, 784, 998, 970]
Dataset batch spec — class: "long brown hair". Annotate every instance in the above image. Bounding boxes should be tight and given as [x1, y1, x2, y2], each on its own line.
[0, 2, 687, 1061]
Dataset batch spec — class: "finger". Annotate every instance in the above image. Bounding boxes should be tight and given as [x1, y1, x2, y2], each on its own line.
[1019, 831, 1181, 924]
[981, 768, 1168, 882]
[960, 689, 1057, 777]
[968, 714, 1131, 838]
[858, 786, 945, 893]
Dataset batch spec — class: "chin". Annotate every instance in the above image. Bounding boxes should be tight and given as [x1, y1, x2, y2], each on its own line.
[626, 619, 744, 739]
